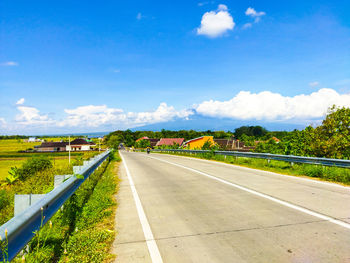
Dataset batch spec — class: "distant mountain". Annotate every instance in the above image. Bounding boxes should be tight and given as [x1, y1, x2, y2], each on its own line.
[131, 115, 306, 132]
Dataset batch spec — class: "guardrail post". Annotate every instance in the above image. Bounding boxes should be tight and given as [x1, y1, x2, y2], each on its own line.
[14, 194, 46, 216]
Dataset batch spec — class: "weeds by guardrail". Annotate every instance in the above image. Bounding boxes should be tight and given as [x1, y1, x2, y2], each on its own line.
[153, 149, 350, 168]
[0, 150, 110, 262]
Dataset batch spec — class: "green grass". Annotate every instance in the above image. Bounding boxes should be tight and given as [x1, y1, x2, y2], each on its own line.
[0, 159, 26, 181]
[161, 151, 350, 185]
[10, 152, 120, 263]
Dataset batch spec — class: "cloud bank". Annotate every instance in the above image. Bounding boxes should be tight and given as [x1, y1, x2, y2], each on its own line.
[195, 88, 350, 121]
[4, 88, 350, 133]
[58, 103, 193, 128]
[197, 4, 235, 38]
[15, 106, 54, 125]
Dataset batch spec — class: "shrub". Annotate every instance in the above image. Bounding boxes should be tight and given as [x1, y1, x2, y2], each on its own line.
[18, 156, 53, 180]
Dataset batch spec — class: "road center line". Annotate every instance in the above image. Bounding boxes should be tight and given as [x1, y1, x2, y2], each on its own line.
[119, 152, 163, 263]
[148, 154, 350, 230]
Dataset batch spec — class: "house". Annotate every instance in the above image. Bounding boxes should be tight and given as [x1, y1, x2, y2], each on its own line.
[183, 136, 215, 150]
[156, 138, 184, 147]
[214, 138, 235, 150]
[27, 137, 42, 142]
[35, 141, 68, 152]
[149, 138, 160, 148]
[66, 138, 96, 151]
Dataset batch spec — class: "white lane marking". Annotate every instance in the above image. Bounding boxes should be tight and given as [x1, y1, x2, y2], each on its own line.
[148, 155, 350, 230]
[120, 152, 163, 263]
[152, 152, 350, 190]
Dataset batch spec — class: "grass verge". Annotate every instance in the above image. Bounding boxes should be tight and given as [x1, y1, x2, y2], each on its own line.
[158, 151, 350, 185]
[9, 151, 120, 263]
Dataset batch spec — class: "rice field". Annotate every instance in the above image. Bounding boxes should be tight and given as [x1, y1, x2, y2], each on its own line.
[0, 138, 101, 181]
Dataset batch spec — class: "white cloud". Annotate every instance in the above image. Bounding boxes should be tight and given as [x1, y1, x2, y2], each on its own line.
[0, 118, 6, 128]
[113, 69, 120, 73]
[15, 106, 54, 125]
[242, 23, 252, 29]
[217, 4, 228, 11]
[58, 105, 124, 128]
[1, 61, 18, 66]
[16, 98, 25, 105]
[195, 88, 350, 121]
[309, 81, 319, 87]
[58, 103, 193, 128]
[136, 12, 142, 20]
[245, 7, 266, 17]
[197, 4, 235, 38]
[245, 7, 266, 23]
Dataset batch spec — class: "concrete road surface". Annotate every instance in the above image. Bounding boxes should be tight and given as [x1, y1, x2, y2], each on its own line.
[112, 151, 350, 263]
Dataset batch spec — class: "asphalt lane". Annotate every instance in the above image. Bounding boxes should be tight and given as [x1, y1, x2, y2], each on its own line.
[113, 151, 350, 263]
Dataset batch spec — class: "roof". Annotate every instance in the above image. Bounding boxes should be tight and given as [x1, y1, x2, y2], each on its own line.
[136, 136, 149, 142]
[271, 136, 280, 143]
[184, 136, 213, 145]
[38, 142, 68, 148]
[156, 138, 184, 146]
[70, 138, 93, 145]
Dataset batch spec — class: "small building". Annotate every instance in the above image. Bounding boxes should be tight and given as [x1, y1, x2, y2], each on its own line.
[67, 138, 96, 151]
[35, 142, 68, 152]
[214, 138, 235, 150]
[27, 137, 43, 142]
[156, 138, 184, 147]
[183, 136, 215, 150]
[149, 138, 160, 148]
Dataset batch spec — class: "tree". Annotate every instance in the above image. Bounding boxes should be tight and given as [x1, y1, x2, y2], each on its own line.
[311, 106, 350, 158]
[107, 134, 123, 149]
[135, 139, 150, 148]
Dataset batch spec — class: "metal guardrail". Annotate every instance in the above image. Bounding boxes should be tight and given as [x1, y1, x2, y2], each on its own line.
[153, 149, 350, 168]
[0, 150, 111, 262]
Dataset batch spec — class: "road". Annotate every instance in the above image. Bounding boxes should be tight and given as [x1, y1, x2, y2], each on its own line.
[112, 151, 350, 263]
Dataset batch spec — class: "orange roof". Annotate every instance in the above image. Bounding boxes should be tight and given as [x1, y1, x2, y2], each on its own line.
[136, 136, 149, 142]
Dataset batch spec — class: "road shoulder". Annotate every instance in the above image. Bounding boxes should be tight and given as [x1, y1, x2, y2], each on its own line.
[112, 161, 152, 263]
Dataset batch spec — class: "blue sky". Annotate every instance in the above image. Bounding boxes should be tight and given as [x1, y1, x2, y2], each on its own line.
[1, 0, 350, 134]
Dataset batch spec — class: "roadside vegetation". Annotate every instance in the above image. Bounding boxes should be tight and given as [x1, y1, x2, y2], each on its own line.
[0, 137, 103, 226]
[160, 151, 350, 185]
[3, 151, 120, 263]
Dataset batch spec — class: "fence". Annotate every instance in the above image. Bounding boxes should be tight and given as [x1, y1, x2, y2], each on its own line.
[153, 149, 350, 168]
[0, 150, 111, 262]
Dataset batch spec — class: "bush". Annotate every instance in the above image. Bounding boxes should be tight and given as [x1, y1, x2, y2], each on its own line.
[18, 156, 53, 180]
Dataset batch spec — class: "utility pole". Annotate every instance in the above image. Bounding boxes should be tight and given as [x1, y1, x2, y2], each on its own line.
[69, 135, 71, 165]
[99, 137, 101, 152]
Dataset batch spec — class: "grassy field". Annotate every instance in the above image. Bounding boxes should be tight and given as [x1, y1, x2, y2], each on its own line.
[0, 139, 41, 152]
[0, 138, 103, 181]
[0, 159, 26, 181]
